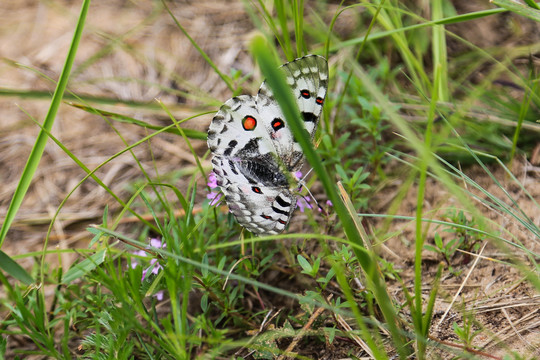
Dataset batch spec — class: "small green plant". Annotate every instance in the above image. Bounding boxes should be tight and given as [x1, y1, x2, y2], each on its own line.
[452, 310, 483, 352]
[425, 209, 484, 274]
[424, 232, 462, 275]
[446, 210, 484, 253]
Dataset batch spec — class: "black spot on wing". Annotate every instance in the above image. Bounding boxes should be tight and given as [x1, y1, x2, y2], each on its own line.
[302, 112, 317, 123]
[231, 98, 242, 112]
[228, 160, 239, 175]
[271, 118, 285, 131]
[272, 205, 289, 216]
[300, 90, 310, 99]
[223, 140, 238, 156]
[275, 195, 291, 207]
[241, 159, 288, 187]
[236, 138, 261, 157]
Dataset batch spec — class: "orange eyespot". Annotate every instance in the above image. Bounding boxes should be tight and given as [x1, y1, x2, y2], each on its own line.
[300, 90, 310, 99]
[316, 97, 324, 105]
[252, 186, 262, 193]
[242, 116, 257, 131]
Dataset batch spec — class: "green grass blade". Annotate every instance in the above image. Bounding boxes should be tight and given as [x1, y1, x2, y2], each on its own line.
[70, 103, 209, 140]
[510, 64, 537, 161]
[492, 0, 540, 21]
[61, 248, 107, 284]
[432, 0, 449, 102]
[0, 0, 90, 248]
[330, 8, 506, 51]
[250, 35, 411, 359]
[274, 0, 293, 57]
[293, 0, 304, 55]
[524, 0, 540, 10]
[0, 250, 34, 285]
[0, 87, 176, 109]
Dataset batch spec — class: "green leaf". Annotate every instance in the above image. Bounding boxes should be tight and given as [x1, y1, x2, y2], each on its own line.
[492, 0, 540, 21]
[325, 327, 337, 343]
[0, 250, 34, 285]
[0, 0, 90, 248]
[423, 244, 440, 254]
[61, 249, 106, 284]
[200, 293, 208, 313]
[434, 233, 443, 249]
[297, 255, 313, 274]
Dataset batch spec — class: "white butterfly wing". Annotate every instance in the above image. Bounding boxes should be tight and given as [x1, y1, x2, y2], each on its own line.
[207, 55, 328, 235]
[211, 155, 297, 234]
[257, 55, 328, 171]
[208, 95, 297, 234]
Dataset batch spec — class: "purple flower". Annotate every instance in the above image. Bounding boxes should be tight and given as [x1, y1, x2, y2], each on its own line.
[207, 172, 222, 205]
[207, 172, 218, 189]
[131, 237, 165, 284]
[131, 250, 147, 270]
[149, 237, 163, 248]
[154, 290, 164, 301]
[318, 200, 333, 212]
[297, 196, 313, 213]
[207, 191, 222, 206]
[141, 257, 163, 281]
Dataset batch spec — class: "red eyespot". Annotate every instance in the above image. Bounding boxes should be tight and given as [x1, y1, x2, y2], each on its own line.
[300, 90, 310, 99]
[271, 118, 284, 131]
[252, 186, 262, 193]
[261, 214, 272, 220]
[316, 97, 324, 105]
[242, 116, 257, 131]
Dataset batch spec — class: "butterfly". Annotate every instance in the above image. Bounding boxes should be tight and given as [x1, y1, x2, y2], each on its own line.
[207, 55, 328, 234]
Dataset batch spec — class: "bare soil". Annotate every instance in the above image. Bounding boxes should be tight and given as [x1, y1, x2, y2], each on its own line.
[0, 0, 538, 358]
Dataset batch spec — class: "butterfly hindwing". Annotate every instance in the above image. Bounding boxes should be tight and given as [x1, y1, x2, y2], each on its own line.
[208, 55, 328, 235]
[211, 156, 297, 235]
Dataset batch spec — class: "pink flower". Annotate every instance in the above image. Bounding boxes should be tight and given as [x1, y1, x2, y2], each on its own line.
[297, 196, 313, 213]
[207, 172, 222, 205]
[318, 200, 333, 212]
[131, 237, 165, 284]
[207, 191, 222, 206]
[141, 258, 163, 282]
[131, 250, 147, 269]
[154, 290, 164, 301]
[207, 172, 218, 189]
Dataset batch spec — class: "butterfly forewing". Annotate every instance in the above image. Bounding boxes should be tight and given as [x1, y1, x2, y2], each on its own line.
[208, 55, 328, 235]
[258, 55, 328, 171]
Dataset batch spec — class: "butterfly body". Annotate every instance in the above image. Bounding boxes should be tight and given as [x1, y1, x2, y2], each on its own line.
[208, 55, 328, 234]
